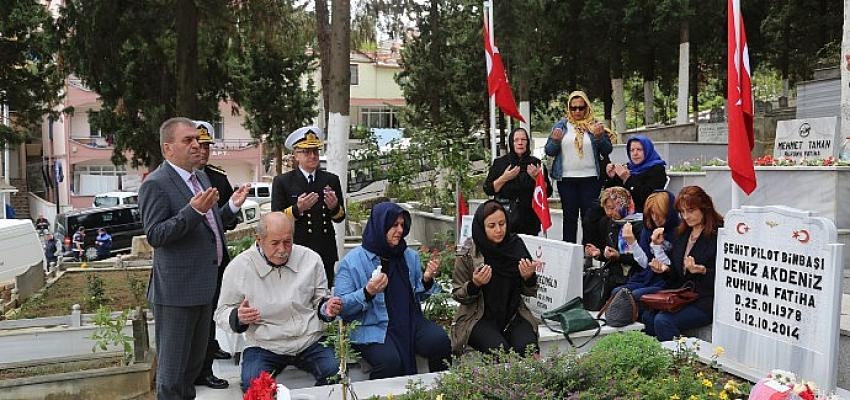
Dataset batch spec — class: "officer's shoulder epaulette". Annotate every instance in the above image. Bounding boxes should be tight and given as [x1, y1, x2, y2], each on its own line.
[207, 165, 227, 175]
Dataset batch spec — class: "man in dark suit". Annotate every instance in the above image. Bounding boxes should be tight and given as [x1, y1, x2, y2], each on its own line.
[140, 117, 249, 399]
[193, 120, 236, 389]
[271, 126, 345, 286]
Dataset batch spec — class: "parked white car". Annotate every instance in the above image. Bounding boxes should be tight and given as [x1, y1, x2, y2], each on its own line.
[93, 191, 139, 208]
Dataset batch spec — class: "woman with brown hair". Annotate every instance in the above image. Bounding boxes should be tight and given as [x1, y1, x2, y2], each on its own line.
[641, 186, 724, 341]
[544, 91, 616, 243]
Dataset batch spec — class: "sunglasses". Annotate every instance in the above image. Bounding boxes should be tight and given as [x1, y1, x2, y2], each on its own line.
[569, 105, 587, 112]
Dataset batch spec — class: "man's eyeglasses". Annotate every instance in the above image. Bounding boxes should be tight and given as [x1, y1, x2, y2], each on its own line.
[569, 105, 587, 112]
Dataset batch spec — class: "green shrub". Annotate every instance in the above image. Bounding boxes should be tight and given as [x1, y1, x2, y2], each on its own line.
[584, 331, 672, 379]
[407, 349, 579, 400]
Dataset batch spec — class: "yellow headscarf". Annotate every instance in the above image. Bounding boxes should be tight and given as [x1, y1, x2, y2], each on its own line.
[565, 90, 618, 158]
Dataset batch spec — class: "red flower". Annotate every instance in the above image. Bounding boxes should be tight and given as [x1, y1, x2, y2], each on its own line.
[243, 371, 277, 400]
[797, 383, 815, 400]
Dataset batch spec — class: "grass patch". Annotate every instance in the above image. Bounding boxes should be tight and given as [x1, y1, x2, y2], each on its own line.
[11, 270, 150, 319]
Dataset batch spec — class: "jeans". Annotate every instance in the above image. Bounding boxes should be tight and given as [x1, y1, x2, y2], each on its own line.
[354, 318, 451, 380]
[641, 304, 711, 341]
[240, 341, 339, 392]
[556, 177, 602, 243]
[467, 316, 538, 357]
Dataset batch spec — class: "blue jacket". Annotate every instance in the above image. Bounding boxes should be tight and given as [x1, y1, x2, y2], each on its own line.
[335, 245, 440, 344]
[544, 118, 613, 181]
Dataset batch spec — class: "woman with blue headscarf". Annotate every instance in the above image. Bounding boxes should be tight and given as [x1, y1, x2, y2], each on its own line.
[605, 135, 667, 212]
[335, 202, 451, 379]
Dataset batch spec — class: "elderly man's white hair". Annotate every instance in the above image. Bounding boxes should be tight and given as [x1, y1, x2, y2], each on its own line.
[255, 212, 294, 238]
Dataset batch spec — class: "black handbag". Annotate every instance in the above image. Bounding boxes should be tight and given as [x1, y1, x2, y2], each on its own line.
[583, 258, 631, 311]
[582, 263, 607, 311]
[541, 296, 602, 349]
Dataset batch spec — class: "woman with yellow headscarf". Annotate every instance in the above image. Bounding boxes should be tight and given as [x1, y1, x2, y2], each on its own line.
[544, 91, 615, 243]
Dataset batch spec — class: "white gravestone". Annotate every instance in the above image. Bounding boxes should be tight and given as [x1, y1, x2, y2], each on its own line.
[520, 235, 584, 319]
[457, 215, 473, 247]
[697, 122, 729, 144]
[714, 205, 843, 392]
[773, 117, 838, 161]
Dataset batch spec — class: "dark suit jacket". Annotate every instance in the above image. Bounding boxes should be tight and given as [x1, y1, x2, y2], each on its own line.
[202, 165, 236, 231]
[139, 162, 236, 306]
[270, 169, 345, 265]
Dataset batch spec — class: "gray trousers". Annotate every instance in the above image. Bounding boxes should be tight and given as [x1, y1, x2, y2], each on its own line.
[153, 303, 212, 400]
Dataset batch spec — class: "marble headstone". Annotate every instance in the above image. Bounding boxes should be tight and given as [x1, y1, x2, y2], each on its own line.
[773, 117, 838, 161]
[520, 235, 584, 319]
[714, 205, 843, 392]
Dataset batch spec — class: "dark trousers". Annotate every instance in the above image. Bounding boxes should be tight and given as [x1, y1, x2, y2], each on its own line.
[556, 177, 602, 243]
[354, 318, 451, 380]
[240, 342, 339, 392]
[641, 304, 711, 341]
[321, 254, 336, 288]
[153, 303, 211, 400]
[467, 316, 538, 357]
[198, 266, 226, 378]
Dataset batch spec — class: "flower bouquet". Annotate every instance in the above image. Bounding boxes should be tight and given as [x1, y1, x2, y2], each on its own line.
[748, 369, 838, 400]
[243, 371, 291, 400]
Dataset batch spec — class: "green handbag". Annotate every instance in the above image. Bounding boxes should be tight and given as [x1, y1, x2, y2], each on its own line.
[541, 296, 602, 348]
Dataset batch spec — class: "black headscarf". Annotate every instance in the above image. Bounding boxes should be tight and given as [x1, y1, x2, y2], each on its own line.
[471, 200, 532, 328]
[506, 128, 538, 169]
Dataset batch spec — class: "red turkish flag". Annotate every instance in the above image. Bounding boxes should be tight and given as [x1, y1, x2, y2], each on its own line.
[483, 18, 525, 122]
[532, 171, 552, 234]
[727, 0, 756, 194]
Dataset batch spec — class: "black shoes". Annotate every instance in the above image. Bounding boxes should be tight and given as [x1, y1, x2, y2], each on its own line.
[213, 349, 232, 360]
[194, 374, 229, 389]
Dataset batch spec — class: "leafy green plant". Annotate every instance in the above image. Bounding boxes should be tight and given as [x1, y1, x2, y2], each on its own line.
[346, 199, 368, 223]
[228, 236, 255, 259]
[85, 273, 108, 311]
[89, 305, 134, 365]
[583, 331, 673, 379]
[423, 291, 456, 330]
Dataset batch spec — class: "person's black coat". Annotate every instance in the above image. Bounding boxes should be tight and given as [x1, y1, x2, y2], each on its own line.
[604, 164, 667, 212]
[271, 168, 346, 285]
[662, 228, 718, 317]
[203, 165, 236, 231]
[483, 130, 553, 236]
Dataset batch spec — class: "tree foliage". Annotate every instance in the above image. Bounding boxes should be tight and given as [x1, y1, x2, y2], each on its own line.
[58, 0, 232, 169]
[229, 0, 318, 175]
[0, 0, 64, 146]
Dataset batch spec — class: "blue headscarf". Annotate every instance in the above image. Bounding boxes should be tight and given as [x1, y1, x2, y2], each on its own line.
[626, 135, 666, 175]
[362, 202, 411, 257]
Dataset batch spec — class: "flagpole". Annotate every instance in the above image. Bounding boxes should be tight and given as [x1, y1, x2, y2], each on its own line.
[485, 1, 497, 164]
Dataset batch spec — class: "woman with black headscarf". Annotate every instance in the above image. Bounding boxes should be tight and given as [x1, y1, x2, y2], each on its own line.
[484, 127, 552, 235]
[450, 200, 540, 356]
[335, 202, 451, 379]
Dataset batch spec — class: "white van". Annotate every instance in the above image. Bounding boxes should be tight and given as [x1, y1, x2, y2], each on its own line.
[93, 191, 139, 208]
[0, 220, 44, 283]
[245, 183, 272, 205]
[236, 199, 261, 228]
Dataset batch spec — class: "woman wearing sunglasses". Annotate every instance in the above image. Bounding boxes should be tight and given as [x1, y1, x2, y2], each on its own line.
[544, 90, 616, 243]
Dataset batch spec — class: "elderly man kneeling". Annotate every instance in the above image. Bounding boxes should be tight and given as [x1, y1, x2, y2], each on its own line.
[215, 212, 342, 392]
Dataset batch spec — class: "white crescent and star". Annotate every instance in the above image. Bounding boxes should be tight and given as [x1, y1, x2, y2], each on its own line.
[533, 186, 546, 209]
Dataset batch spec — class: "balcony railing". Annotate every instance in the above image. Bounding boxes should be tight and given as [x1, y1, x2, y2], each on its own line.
[69, 137, 259, 150]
